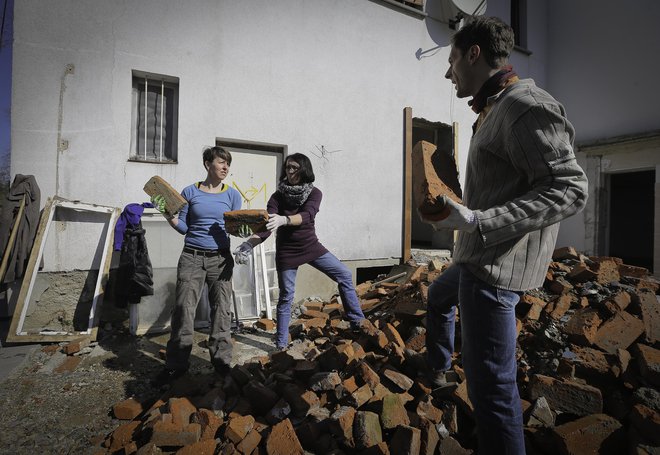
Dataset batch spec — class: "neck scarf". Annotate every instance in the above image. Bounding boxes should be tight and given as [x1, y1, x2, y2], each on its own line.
[278, 181, 314, 207]
[468, 65, 519, 114]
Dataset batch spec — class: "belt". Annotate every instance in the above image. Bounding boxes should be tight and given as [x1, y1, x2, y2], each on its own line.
[183, 246, 229, 257]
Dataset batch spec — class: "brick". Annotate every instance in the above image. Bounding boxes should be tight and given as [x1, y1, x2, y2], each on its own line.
[317, 344, 353, 371]
[569, 345, 612, 377]
[225, 415, 255, 444]
[553, 246, 579, 260]
[382, 323, 405, 348]
[416, 395, 443, 424]
[355, 361, 380, 389]
[634, 343, 660, 387]
[591, 257, 621, 284]
[329, 405, 356, 448]
[380, 394, 410, 429]
[389, 425, 421, 455]
[266, 398, 291, 425]
[151, 422, 201, 448]
[562, 308, 602, 345]
[265, 419, 304, 455]
[529, 374, 602, 416]
[419, 418, 439, 455]
[113, 397, 143, 420]
[303, 300, 325, 312]
[236, 429, 262, 455]
[601, 291, 631, 316]
[309, 371, 341, 391]
[382, 368, 414, 392]
[108, 421, 141, 452]
[526, 396, 555, 427]
[629, 403, 660, 446]
[353, 411, 383, 450]
[548, 294, 573, 320]
[281, 384, 320, 417]
[175, 439, 217, 455]
[342, 376, 359, 394]
[135, 442, 161, 455]
[451, 381, 474, 417]
[593, 311, 645, 353]
[546, 276, 573, 295]
[360, 442, 391, 455]
[348, 383, 374, 408]
[552, 414, 624, 455]
[404, 327, 426, 351]
[438, 436, 471, 454]
[255, 319, 275, 331]
[635, 290, 660, 344]
[63, 337, 90, 355]
[243, 381, 280, 416]
[618, 263, 649, 278]
[191, 409, 222, 441]
[567, 263, 597, 282]
[168, 397, 197, 428]
[300, 309, 330, 320]
[521, 294, 548, 321]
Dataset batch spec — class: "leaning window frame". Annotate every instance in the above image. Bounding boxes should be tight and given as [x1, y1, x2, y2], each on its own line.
[130, 70, 180, 164]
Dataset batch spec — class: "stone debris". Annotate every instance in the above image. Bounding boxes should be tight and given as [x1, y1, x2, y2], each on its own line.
[87, 248, 659, 454]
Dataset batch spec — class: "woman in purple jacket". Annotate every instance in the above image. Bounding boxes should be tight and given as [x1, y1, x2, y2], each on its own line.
[234, 153, 365, 349]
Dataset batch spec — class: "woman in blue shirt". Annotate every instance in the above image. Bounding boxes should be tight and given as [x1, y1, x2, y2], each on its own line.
[152, 146, 241, 385]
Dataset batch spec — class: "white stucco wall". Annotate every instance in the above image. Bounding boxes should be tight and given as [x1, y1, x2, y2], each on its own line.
[10, 0, 546, 268]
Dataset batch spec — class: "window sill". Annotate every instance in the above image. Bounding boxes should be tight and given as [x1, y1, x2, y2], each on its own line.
[370, 0, 427, 19]
[128, 158, 178, 164]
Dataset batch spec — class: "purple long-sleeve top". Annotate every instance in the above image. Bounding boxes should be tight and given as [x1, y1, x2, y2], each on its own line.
[257, 186, 328, 270]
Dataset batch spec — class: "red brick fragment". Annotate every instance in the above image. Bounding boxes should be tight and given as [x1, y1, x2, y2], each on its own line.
[266, 418, 304, 455]
[552, 414, 624, 455]
[113, 397, 143, 420]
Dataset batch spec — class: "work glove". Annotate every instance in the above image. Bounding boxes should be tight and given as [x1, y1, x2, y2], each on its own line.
[233, 242, 253, 265]
[425, 197, 478, 233]
[151, 195, 167, 214]
[266, 214, 288, 232]
[237, 224, 253, 238]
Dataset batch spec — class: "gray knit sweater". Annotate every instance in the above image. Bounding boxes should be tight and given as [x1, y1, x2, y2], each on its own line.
[454, 79, 588, 291]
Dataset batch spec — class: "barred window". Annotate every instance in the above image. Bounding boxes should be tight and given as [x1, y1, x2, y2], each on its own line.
[130, 71, 179, 163]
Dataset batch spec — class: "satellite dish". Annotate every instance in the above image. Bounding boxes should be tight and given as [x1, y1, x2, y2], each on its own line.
[451, 0, 487, 16]
[426, 0, 487, 29]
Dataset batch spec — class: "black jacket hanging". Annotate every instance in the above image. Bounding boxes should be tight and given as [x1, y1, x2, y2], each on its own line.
[115, 221, 154, 306]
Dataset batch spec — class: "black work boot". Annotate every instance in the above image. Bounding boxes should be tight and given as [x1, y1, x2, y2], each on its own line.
[151, 367, 187, 387]
[427, 369, 459, 391]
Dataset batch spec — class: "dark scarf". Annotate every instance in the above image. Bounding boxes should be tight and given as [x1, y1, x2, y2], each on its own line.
[468, 65, 519, 114]
[278, 181, 314, 207]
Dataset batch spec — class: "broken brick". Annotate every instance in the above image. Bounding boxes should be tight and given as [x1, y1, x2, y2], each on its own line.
[380, 394, 410, 429]
[113, 397, 143, 420]
[552, 414, 624, 455]
[562, 308, 602, 345]
[593, 311, 645, 353]
[635, 289, 660, 344]
[353, 411, 383, 450]
[175, 439, 217, 455]
[329, 405, 356, 448]
[225, 415, 255, 444]
[389, 425, 421, 455]
[529, 374, 602, 416]
[255, 319, 275, 331]
[265, 419, 304, 455]
[634, 343, 660, 387]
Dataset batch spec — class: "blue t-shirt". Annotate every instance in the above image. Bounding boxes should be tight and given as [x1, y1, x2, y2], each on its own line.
[175, 183, 242, 250]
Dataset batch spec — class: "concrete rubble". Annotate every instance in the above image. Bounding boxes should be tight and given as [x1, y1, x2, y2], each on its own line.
[82, 246, 658, 454]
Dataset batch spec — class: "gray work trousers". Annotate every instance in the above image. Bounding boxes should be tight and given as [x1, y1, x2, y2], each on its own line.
[165, 248, 234, 371]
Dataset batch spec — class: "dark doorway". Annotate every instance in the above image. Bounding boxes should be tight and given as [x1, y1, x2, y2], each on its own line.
[608, 170, 655, 272]
[411, 119, 456, 250]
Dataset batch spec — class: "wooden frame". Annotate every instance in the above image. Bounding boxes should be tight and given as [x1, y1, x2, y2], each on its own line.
[7, 197, 119, 343]
[402, 106, 413, 263]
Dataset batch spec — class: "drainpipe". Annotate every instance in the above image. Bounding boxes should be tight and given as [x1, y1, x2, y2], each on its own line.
[56, 63, 74, 196]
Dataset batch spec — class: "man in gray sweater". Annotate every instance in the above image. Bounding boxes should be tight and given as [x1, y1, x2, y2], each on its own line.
[419, 17, 588, 454]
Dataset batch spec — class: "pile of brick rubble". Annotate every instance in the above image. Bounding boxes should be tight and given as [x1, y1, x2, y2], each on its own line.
[93, 246, 659, 455]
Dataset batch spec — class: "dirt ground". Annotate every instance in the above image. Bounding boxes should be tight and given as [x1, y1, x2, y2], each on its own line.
[0, 317, 277, 455]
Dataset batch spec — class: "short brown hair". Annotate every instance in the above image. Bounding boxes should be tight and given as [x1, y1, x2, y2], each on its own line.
[202, 146, 232, 167]
[452, 16, 514, 68]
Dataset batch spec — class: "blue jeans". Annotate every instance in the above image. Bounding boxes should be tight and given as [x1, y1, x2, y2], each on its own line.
[427, 264, 525, 455]
[275, 252, 364, 348]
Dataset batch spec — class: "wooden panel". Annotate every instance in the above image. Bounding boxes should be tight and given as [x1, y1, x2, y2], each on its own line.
[403, 107, 413, 264]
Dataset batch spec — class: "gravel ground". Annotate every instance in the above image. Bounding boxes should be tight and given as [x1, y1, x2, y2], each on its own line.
[0, 321, 276, 455]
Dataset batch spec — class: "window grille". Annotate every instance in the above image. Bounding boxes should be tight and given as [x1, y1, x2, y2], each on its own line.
[130, 72, 179, 162]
